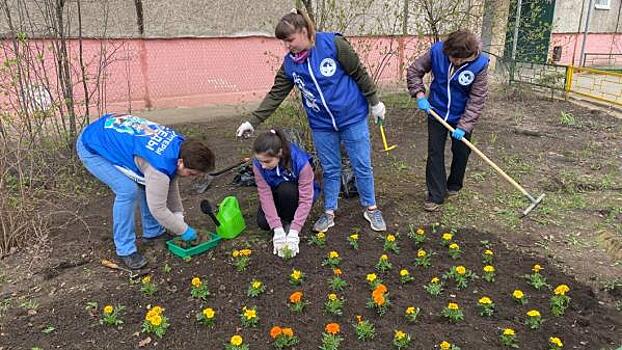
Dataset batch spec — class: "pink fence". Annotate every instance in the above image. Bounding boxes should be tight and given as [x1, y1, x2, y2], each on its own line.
[0, 35, 426, 114]
[551, 32, 622, 66]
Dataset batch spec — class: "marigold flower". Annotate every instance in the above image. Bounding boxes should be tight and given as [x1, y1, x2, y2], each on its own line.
[366, 273, 377, 282]
[270, 326, 282, 339]
[549, 337, 563, 347]
[513, 289, 524, 299]
[349, 233, 358, 240]
[431, 277, 440, 283]
[373, 293, 385, 305]
[484, 249, 494, 256]
[355, 315, 363, 323]
[405, 306, 416, 314]
[333, 268, 342, 276]
[239, 248, 252, 256]
[416, 228, 425, 235]
[329, 251, 339, 259]
[447, 302, 459, 310]
[387, 234, 396, 242]
[202, 307, 215, 319]
[527, 309, 541, 317]
[317, 232, 326, 239]
[328, 293, 338, 301]
[417, 249, 427, 257]
[449, 243, 459, 250]
[282, 327, 294, 337]
[400, 269, 410, 277]
[291, 269, 302, 280]
[483, 265, 495, 273]
[230, 335, 243, 346]
[191, 277, 202, 288]
[380, 254, 388, 261]
[232, 250, 240, 257]
[503, 328, 515, 336]
[554, 284, 570, 296]
[150, 314, 162, 326]
[149, 306, 163, 315]
[478, 296, 492, 305]
[455, 266, 466, 275]
[442, 233, 453, 241]
[142, 275, 151, 284]
[252, 280, 262, 289]
[103, 305, 113, 315]
[373, 283, 388, 295]
[532, 264, 543, 273]
[394, 330, 406, 340]
[289, 291, 303, 303]
[243, 308, 256, 319]
[325, 322, 340, 335]
[440, 341, 451, 350]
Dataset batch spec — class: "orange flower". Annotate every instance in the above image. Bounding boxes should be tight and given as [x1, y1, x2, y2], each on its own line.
[355, 315, 363, 323]
[270, 326, 282, 339]
[282, 327, 294, 337]
[372, 283, 388, 298]
[325, 323, 340, 335]
[289, 291, 303, 304]
[373, 293, 386, 306]
[333, 268, 342, 276]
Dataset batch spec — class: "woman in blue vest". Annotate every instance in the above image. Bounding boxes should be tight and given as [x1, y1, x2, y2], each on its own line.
[76, 113, 215, 269]
[407, 29, 489, 212]
[236, 9, 387, 233]
[252, 129, 319, 257]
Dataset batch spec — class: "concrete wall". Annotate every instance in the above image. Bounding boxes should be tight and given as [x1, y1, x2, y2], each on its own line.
[550, 32, 622, 65]
[553, 0, 622, 33]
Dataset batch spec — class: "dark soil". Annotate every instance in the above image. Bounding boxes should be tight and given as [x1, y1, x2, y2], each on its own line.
[0, 89, 621, 349]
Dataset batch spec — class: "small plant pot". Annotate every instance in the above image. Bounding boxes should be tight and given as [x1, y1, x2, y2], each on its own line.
[166, 231, 221, 259]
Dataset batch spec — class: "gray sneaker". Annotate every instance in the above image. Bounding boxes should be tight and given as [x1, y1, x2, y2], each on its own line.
[363, 208, 386, 231]
[313, 213, 335, 232]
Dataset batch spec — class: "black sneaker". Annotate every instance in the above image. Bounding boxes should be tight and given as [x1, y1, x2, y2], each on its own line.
[119, 252, 147, 270]
[142, 231, 175, 242]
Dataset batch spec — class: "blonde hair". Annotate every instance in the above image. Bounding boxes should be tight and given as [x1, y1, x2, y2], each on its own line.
[274, 8, 316, 43]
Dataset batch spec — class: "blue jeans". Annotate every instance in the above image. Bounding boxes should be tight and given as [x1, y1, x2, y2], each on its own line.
[312, 119, 376, 211]
[76, 133, 163, 256]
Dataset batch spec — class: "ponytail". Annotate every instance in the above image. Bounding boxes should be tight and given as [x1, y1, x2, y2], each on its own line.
[275, 8, 316, 43]
[253, 128, 292, 170]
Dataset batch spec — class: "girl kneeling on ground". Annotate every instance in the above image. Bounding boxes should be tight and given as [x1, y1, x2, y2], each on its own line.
[252, 129, 319, 257]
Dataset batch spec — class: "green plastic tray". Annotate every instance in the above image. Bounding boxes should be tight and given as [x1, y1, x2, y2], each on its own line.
[166, 232, 221, 259]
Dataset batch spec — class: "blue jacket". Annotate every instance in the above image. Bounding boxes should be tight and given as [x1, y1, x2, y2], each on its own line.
[429, 41, 489, 124]
[253, 144, 320, 200]
[282, 32, 368, 131]
[81, 113, 183, 178]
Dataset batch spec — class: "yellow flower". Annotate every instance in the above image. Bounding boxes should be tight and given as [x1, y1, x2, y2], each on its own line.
[142, 275, 151, 284]
[203, 307, 215, 319]
[394, 330, 406, 340]
[447, 302, 459, 310]
[478, 296, 492, 305]
[366, 273, 377, 282]
[328, 293, 338, 301]
[240, 248, 252, 256]
[449, 243, 459, 250]
[527, 309, 541, 318]
[554, 284, 570, 296]
[400, 269, 409, 277]
[103, 305, 113, 315]
[417, 249, 427, 258]
[317, 232, 326, 239]
[455, 265, 466, 275]
[532, 264, 543, 273]
[149, 306, 163, 315]
[513, 289, 524, 299]
[149, 314, 162, 326]
[349, 233, 358, 240]
[442, 233, 453, 241]
[440, 341, 451, 350]
[232, 250, 240, 258]
[431, 277, 440, 283]
[252, 280, 262, 289]
[386, 234, 396, 242]
[483, 265, 495, 273]
[484, 249, 494, 256]
[230, 335, 243, 346]
[191, 277, 202, 288]
[243, 308, 256, 320]
[380, 254, 388, 261]
[416, 228, 425, 235]
[503, 328, 515, 336]
[549, 337, 563, 347]
[291, 269, 302, 280]
[329, 251, 339, 259]
[405, 306, 416, 314]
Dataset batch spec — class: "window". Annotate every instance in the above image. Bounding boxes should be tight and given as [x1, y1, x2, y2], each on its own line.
[595, 0, 611, 10]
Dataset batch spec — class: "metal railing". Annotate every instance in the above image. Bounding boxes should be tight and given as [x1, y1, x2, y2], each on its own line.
[583, 53, 622, 69]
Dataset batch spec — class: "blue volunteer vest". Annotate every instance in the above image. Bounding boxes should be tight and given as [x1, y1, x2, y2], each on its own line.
[81, 113, 183, 178]
[253, 144, 320, 200]
[283, 32, 368, 131]
[428, 41, 489, 124]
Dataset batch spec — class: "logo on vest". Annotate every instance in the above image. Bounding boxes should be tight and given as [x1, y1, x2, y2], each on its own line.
[319, 58, 337, 77]
[458, 71, 475, 86]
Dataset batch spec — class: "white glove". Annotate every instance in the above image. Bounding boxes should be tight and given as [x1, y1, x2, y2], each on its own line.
[173, 212, 184, 221]
[236, 121, 254, 138]
[272, 227, 287, 256]
[370, 102, 386, 125]
[286, 229, 300, 257]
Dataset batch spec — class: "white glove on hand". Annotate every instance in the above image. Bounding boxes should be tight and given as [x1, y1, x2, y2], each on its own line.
[272, 227, 287, 256]
[286, 229, 300, 257]
[236, 121, 254, 138]
[173, 212, 184, 221]
[370, 102, 386, 125]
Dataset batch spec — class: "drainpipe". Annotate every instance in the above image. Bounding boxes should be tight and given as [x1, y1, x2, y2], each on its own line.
[579, 0, 594, 66]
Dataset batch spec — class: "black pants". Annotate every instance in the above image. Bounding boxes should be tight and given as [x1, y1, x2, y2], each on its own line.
[426, 118, 472, 204]
[256, 182, 299, 231]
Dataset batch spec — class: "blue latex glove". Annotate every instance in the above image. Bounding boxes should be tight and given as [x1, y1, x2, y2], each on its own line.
[452, 128, 466, 140]
[180, 226, 197, 241]
[417, 97, 431, 112]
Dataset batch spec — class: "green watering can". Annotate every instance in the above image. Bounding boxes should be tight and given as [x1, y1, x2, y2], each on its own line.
[214, 196, 246, 239]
